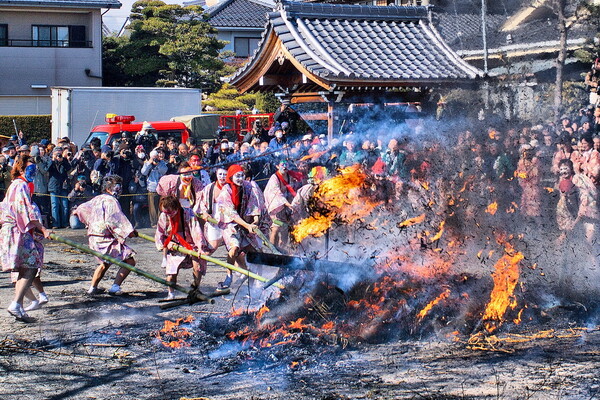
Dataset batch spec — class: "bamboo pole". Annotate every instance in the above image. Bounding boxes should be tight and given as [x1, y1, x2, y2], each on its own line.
[196, 214, 282, 255]
[49, 233, 210, 301]
[137, 232, 284, 290]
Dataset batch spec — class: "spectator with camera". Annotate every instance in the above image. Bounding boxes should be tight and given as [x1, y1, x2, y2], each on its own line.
[115, 146, 136, 219]
[129, 171, 149, 229]
[68, 175, 94, 229]
[30, 145, 52, 225]
[0, 154, 11, 201]
[91, 145, 118, 191]
[48, 148, 73, 228]
[141, 148, 168, 227]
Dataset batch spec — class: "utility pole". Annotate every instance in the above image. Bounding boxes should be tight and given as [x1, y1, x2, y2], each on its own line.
[481, 0, 490, 111]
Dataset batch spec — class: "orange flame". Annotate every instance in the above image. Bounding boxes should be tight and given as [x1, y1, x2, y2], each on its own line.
[256, 305, 270, 323]
[155, 316, 194, 348]
[417, 288, 451, 321]
[397, 213, 426, 228]
[544, 187, 554, 193]
[482, 243, 523, 332]
[291, 165, 382, 242]
[485, 202, 498, 215]
[430, 221, 445, 242]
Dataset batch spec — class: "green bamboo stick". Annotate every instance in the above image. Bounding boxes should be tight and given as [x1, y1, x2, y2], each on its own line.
[137, 232, 284, 290]
[49, 233, 202, 297]
[196, 213, 282, 255]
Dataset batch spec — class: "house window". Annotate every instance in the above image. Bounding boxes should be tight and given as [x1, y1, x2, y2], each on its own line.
[234, 37, 260, 57]
[32, 25, 86, 47]
[0, 24, 7, 46]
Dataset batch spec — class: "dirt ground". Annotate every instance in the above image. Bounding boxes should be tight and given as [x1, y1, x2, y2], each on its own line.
[1, 228, 600, 400]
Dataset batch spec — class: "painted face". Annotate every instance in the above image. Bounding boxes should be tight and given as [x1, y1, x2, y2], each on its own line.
[109, 183, 122, 198]
[24, 164, 36, 182]
[232, 171, 245, 186]
[216, 169, 227, 184]
[277, 162, 288, 174]
[162, 208, 177, 217]
[559, 164, 572, 179]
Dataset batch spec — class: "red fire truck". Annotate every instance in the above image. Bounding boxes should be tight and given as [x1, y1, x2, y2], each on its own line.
[217, 113, 274, 141]
[83, 114, 190, 146]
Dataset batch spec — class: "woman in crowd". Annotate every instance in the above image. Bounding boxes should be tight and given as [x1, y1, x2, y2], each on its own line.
[0, 155, 51, 322]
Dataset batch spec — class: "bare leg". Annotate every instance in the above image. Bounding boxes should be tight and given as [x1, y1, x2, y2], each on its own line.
[192, 259, 206, 289]
[113, 258, 134, 286]
[166, 274, 177, 295]
[32, 276, 44, 294]
[91, 263, 110, 288]
[14, 269, 36, 305]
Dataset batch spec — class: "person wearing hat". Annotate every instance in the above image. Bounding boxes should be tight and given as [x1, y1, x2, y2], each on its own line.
[67, 175, 94, 229]
[135, 121, 157, 153]
[5, 144, 17, 167]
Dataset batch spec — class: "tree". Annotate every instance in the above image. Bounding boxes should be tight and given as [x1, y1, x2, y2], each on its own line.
[103, 0, 233, 92]
[550, 0, 599, 120]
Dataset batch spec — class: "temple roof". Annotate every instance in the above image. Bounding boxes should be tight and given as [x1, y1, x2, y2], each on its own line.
[206, 0, 275, 28]
[0, 0, 121, 8]
[230, 0, 482, 94]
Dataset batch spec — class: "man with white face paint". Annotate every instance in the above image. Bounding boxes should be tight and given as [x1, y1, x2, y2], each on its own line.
[217, 164, 271, 292]
[264, 159, 303, 250]
[194, 167, 230, 288]
[73, 175, 138, 296]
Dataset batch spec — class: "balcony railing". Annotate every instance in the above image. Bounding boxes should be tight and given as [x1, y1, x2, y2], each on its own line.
[0, 39, 92, 48]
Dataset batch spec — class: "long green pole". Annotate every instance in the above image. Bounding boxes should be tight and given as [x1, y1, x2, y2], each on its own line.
[137, 232, 284, 290]
[49, 233, 209, 301]
[197, 214, 282, 255]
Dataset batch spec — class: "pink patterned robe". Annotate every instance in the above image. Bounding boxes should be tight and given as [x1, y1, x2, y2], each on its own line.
[74, 194, 135, 264]
[193, 182, 226, 243]
[216, 181, 270, 251]
[154, 207, 207, 275]
[263, 173, 300, 218]
[156, 174, 205, 209]
[0, 179, 44, 272]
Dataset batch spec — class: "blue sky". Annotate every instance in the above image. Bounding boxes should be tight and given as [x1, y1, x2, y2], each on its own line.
[102, 0, 189, 32]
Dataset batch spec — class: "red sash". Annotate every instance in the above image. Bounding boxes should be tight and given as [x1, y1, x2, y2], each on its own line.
[276, 171, 296, 197]
[163, 211, 193, 250]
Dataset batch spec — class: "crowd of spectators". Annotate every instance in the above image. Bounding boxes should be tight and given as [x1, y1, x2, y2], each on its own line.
[1, 97, 599, 244]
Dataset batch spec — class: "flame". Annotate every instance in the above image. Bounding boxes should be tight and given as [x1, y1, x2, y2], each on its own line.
[291, 165, 382, 242]
[300, 149, 328, 161]
[544, 187, 554, 193]
[485, 202, 498, 215]
[256, 305, 270, 323]
[417, 288, 451, 321]
[430, 221, 445, 242]
[515, 171, 527, 179]
[154, 316, 194, 348]
[482, 242, 523, 332]
[397, 213, 426, 228]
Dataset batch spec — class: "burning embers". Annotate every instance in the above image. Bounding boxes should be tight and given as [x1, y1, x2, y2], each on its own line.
[155, 316, 195, 348]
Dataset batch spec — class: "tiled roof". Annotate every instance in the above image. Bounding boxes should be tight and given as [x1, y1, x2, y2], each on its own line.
[0, 0, 121, 8]
[433, 7, 593, 53]
[232, 0, 481, 87]
[207, 0, 275, 28]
